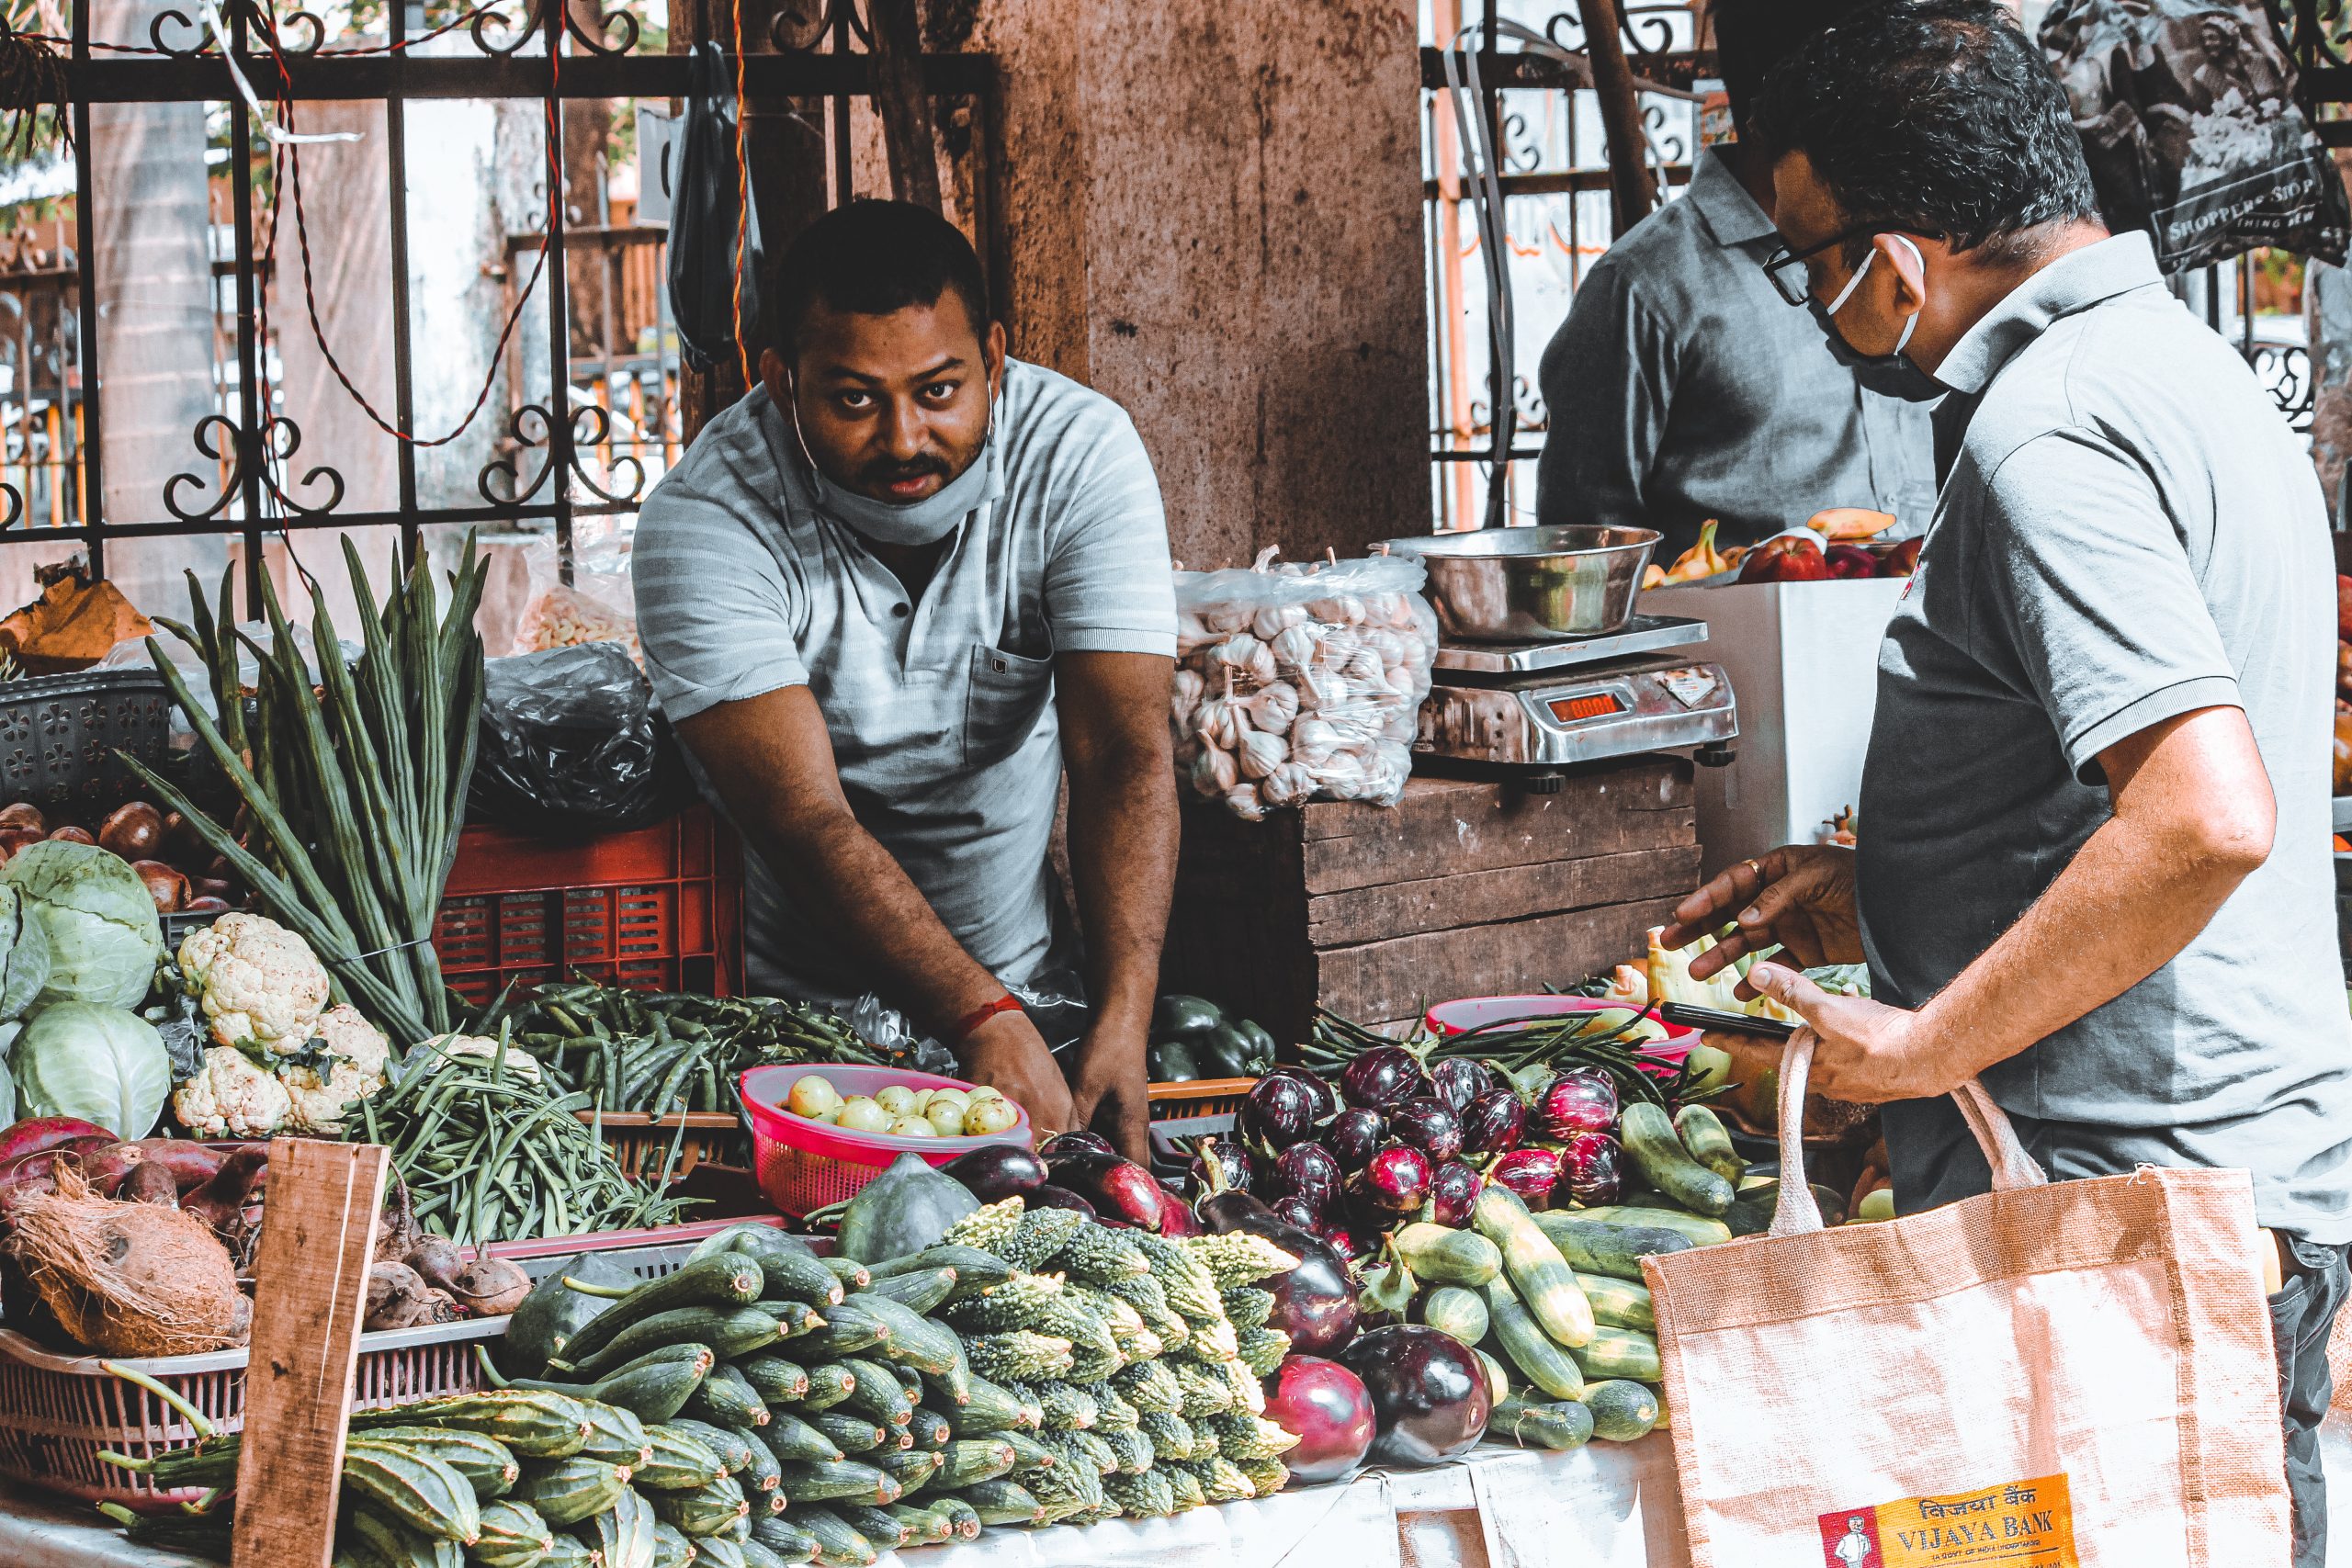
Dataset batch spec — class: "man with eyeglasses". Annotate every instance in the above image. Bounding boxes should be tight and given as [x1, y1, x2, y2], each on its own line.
[1659, 6, 2350, 1561]
[1532, 0, 1934, 559]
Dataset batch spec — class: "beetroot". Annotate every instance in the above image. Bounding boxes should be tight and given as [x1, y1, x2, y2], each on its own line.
[1325, 1108, 1386, 1171]
[1457, 1089, 1525, 1154]
[1429, 1159, 1483, 1228]
[1349, 1145, 1432, 1216]
[1272, 1142, 1344, 1215]
[1429, 1057, 1492, 1113]
[1385, 1099, 1462, 1165]
[1263, 1355, 1377, 1483]
[1340, 1047, 1430, 1111]
[1243, 1074, 1322, 1151]
[1556, 1131, 1623, 1206]
[1539, 1067, 1620, 1139]
[1488, 1147, 1563, 1211]
[1340, 1325, 1492, 1466]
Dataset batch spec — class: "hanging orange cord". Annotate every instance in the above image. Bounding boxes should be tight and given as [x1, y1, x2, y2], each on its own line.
[729, 0, 753, 389]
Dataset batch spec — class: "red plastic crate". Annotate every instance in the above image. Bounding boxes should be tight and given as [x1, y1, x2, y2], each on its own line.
[434, 805, 745, 1004]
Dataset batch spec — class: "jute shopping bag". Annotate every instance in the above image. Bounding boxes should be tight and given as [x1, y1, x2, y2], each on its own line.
[1643, 1035, 2289, 1568]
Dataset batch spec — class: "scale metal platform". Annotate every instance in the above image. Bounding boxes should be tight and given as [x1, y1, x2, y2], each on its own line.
[1416, 614, 1738, 791]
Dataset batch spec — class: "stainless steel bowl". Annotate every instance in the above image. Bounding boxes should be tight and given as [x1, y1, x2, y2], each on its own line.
[1383, 525, 1662, 642]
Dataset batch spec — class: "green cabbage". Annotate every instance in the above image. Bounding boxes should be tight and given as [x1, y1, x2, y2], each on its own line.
[3, 840, 163, 1010]
[13, 1000, 170, 1138]
[0, 886, 51, 1021]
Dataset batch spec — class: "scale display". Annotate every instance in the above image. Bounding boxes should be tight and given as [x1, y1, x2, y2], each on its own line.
[1546, 690, 1626, 723]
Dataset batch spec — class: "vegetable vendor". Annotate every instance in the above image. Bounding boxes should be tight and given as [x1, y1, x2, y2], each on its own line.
[1532, 0, 1934, 559]
[633, 201, 1178, 1156]
[1661, 9, 2350, 1562]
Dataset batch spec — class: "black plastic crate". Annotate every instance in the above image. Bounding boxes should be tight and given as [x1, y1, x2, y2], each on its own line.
[0, 670, 174, 815]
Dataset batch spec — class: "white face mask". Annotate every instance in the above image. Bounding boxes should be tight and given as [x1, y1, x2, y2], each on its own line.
[784, 375, 998, 548]
[1826, 233, 1923, 356]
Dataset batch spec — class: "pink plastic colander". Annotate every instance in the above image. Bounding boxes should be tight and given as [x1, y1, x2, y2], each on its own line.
[741, 1064, 1033, 1217]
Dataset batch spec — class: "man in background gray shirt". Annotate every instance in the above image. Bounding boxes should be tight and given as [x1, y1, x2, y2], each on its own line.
[1533, 0, 1934, 558]
[1662, 9, 2352, 1561]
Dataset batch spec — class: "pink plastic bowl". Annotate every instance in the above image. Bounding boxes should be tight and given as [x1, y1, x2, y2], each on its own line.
[1422, 994, 1701, 1059]
[741, 1064, 1033, 1217]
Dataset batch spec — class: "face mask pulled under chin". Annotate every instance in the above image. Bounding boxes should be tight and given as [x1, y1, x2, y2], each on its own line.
[1806, 298, 1945, 404]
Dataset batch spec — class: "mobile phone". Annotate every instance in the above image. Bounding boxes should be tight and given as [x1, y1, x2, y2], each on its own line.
[1657, 1001, 1798, 1040]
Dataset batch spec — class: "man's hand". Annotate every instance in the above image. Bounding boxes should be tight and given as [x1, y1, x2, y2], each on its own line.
[959, 1010, 1075, 1134]
[1744, 962, 1970, 1103]
[1069, 1027, 1151, 1164]
[1659, 844, 1863, 982]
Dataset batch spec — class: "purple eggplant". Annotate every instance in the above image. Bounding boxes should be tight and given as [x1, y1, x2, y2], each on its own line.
[1266, 1066, 1340, 1122]
[1052, 1152, 1171, 1229]
[1027, 1183, 1100, 1220]
[1272, 1142, 1345, 1215]
[1040, 1130, 1116, 1161]
[1457, 1089, 1525, 1155]
[1340, 1046, 1430, 1111]
[1556, 1131, 1623, 1206]
[1349, 1145, 1433, 1216]
[1429, 1057, 1493, 1114]
[1539, 1066, 1620, 1139]
[1325, 1108, 1387, 1171]
[940, 1144, 1049, 1202]
[1154, 1183, 1204, 1236]
[1385, 1099, 1462, 1165]
[1264, 1355, 1376, 1483]
[1340, 1325, 1493, 1466]
[1488, 1147, 1563, 1211]
[1244, 1073, 1324, 1151]
[1187, 1136, 1256, 1198]
[1270, 1193, 1324, 1232]
[1428, 1159, 1483, 1229]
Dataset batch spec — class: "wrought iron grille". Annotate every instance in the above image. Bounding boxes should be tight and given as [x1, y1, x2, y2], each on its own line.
[11, 0, 997, 615]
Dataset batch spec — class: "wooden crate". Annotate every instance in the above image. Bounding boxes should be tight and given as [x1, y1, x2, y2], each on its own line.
[1162, 760, 1700, 1041]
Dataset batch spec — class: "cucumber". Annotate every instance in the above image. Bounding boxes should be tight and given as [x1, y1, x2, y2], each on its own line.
[926, 1495, 982, 1540]
[1568, 1325, 1661, 1383]
[512, 1455, 629, 1528]
[559, 1254, 766, 1369]
[681, 1361, 771, 1428]
[1672, 1104, 1744, 1184]
[791, 1506, 878, 1568]
[1000, 1427, 1058, 1472]
[351, 1391, 594, 1460]
[934, 1436, 1018, 1489]
[808, 1411, 889, 1454]
[354, 1425, 520, 1499]
[509, 1342, 714, 1425]
[1723, 1179, 1849, 1235]
[1482, 1275, 1585, 1401]
[469, 1499, 556, 1568]
[754, 1299, 827, 1339]
[750, 1514, 823, 1563]
[843, 1295, 961, 1377]
[1420, 1285, 1489, 1345]
[904, 1407, 952, 1450]
[1471, 1187, 1595, 1348]
[760, 1411, 845, 1465]
[798, 1362, 859, 1413]
[804, 1302, 889, 1359]
[870, 1445, 943, 1495]
[833, 1503, 916, 1551]
[737, 1425, 784, 1495]
[345, 1440, 482, 1545]
[1392, 1223, 1503, 1287]
[741, 1534, 807, 1568]
[887, 1502, 955, 1545]
[645, 1473, 749, 1538]
[693, 1224, 841, 1305]
[1573, 1271, 1655, 1333]
[839, 1359, 913, 1427]
[638, 1424, 729, 1490]
[820, 1257, 873, 1290]
[666, 1416, 753, 1475]
[1580, 1379, 1660, 1441]
[956, 1478, 1046, 1526]
[1488, 1394, 1595, 1451]
[556, 1306, 782, 1381]
[942, 1375, 1034, 1434]
[770, 1459, 901, 1506]
[701, 1537, 752, 1568]
[650, 1521, 695, 1568]
[1535, 1213, 1697, 1280]
[1619, 1103, 1735, 1216]
[876, 1245, 1012, 1293]
[860, 1267, 959, 1316]
[1569, 1201, 1733, 1246]
[735, 1355, 810, 1404]
[918, 1345, 974, 1408]
[348, 1504, 462, 1568]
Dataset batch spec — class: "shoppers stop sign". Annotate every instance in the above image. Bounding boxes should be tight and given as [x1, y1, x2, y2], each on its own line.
[1816, 1473, 2077, 1568]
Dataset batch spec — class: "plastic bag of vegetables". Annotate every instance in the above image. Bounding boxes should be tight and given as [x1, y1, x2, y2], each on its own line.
[4, 841, 164, 1010]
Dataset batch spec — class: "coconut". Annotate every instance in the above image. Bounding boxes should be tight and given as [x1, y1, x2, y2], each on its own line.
[6, 1164, 247, 1355]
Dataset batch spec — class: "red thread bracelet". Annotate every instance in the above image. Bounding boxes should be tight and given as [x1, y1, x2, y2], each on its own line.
[951, 993, 1023, 1045]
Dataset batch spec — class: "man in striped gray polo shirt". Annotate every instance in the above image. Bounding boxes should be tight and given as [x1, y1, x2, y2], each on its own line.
[633, 201, 1178, 1156]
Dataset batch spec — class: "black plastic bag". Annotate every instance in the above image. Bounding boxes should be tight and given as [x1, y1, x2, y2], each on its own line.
[667, 41, 765, 375]
[2041, 0, 2349, 272]
[469, 644, 689, 835]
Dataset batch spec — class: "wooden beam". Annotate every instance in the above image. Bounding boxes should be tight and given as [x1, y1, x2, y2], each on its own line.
[1578, 0, 1660, 233]
[867, 0, 944, 211]
[231, 1139, 390, 1568]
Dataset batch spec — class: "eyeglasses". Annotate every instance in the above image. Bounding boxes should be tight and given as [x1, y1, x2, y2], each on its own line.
[1761, 225, 1945, 306]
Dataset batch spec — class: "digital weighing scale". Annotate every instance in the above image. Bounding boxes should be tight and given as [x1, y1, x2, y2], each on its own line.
[1414, 614, 1738, 792]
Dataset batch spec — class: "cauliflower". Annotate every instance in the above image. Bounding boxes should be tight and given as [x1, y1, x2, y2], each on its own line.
[422, 1032, 544, 1081]
[178, 913, 331, 1054]
[173, 1045, 291, 1138]
[283, 1004, 393, 1134]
